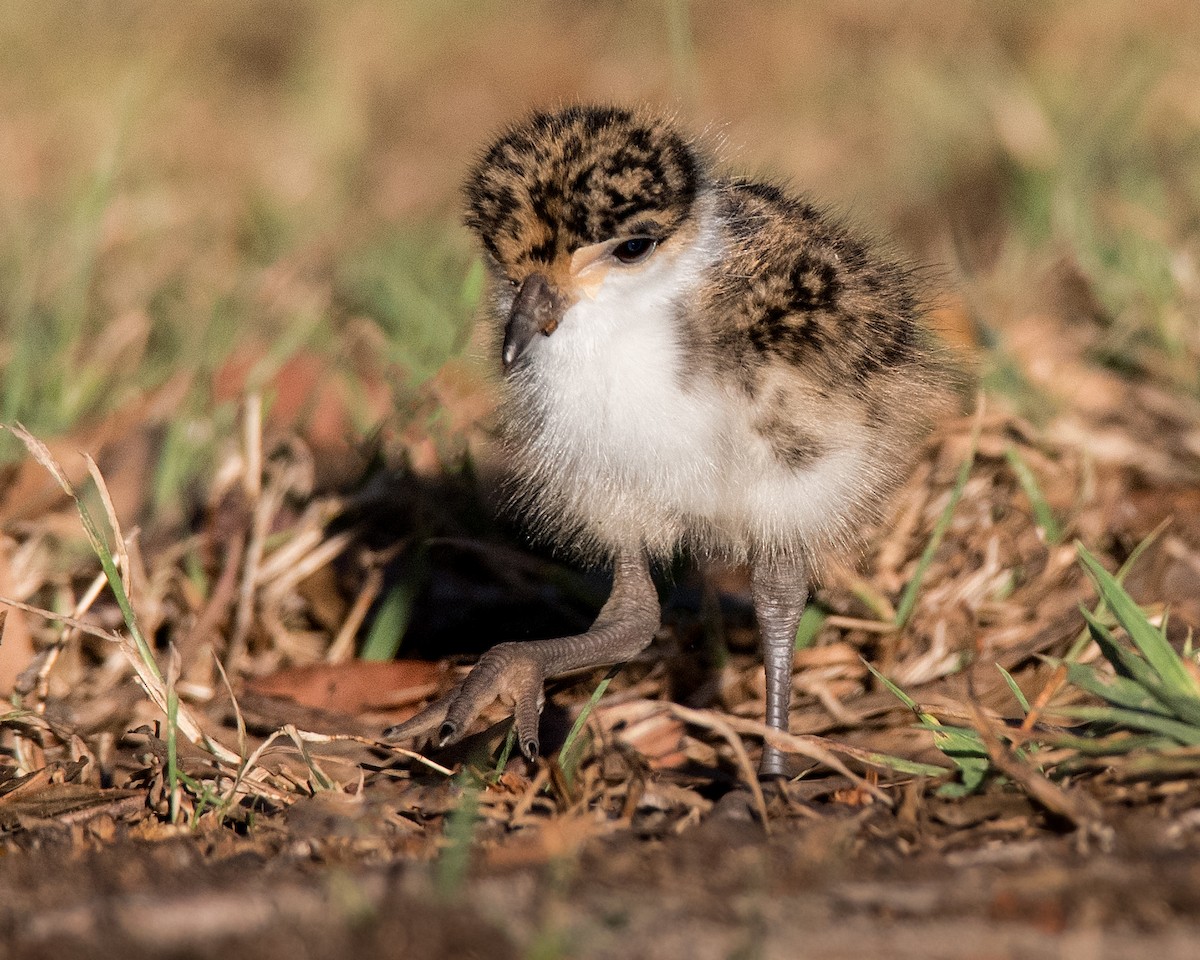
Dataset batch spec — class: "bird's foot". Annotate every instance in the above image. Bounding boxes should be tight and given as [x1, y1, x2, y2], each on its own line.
[385, 547, 658, 764]
[384, 641, 548, 760]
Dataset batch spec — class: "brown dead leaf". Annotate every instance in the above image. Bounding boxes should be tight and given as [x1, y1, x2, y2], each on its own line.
[595, 700, 688, 770]
[244, 659, 446, 714]
[0, 538, 33, 695]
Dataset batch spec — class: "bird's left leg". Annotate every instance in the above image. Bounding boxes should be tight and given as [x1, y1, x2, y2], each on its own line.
[750, 557, 808, 778]
[383, 546, 659, 761]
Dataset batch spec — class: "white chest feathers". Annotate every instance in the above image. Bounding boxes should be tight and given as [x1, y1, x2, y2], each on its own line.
[503, 220, 725, 543]
[500, 218, 873, 562]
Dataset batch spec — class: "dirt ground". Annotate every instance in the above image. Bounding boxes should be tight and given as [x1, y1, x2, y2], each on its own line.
[4, 778, 1200, 959]
[3, 2, 1200, 958]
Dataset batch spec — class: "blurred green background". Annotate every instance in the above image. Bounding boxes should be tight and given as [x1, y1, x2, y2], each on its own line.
[1, 0, 1197, 517]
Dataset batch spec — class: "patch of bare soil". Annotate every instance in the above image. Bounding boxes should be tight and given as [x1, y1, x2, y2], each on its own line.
[4, 799, 1200, 959]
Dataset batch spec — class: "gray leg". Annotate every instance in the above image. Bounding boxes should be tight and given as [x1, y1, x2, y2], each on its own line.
[750, 558, 808, 778]
[384, 547, 658, 761]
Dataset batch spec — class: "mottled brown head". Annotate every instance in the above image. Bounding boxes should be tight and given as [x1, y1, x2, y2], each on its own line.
[464, 105, 703, 273]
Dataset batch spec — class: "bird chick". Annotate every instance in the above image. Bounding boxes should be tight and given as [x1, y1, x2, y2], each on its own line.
[386, 105, 956, 776]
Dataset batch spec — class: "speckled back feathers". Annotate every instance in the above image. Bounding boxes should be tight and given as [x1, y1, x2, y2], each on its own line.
[696, 180, 924, 393]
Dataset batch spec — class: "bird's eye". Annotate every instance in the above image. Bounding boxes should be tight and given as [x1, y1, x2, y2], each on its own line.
[612, 237, 658, 265]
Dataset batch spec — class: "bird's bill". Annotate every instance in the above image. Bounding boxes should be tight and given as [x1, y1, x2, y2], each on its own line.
[502, 272, 566, 372]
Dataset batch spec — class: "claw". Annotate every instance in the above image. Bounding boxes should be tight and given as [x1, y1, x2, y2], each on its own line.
[381, 645, 548, 755]
[383, 694, 454, 743]
[511, 674, 543, 762]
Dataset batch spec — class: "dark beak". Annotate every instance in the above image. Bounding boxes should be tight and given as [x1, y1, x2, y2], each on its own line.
[503, 273, 565, 373]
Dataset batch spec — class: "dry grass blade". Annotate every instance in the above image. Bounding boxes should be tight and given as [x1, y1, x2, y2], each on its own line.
[228, 396, 270, 670]
[281, 724, 337, 791]
[229, 483, 280, 670]
[85, 453, 131, 595]
[128, 648, 241, 765]
[894, 406, 983, 627]
[6, 424, 73, 494]
[326, 567, 384, 662]
[243, 393, 263, 501]
[222, 727, 294, 804]
[0, 435, 243, 766]
[273, 727, 456, 778]
[212, 652, 249, 762]
[1021, 662, 1069, 732]
[704, 710, 895, 806]
[257, 517, 352, 590]
[0, 596, 122, 644]
[378, 743, 456, 777]
[824, 615, 897, 634]
[664, 704, 768, 825]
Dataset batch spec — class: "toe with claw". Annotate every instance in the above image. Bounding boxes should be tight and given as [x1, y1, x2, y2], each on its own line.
[384, 548, 660, 764]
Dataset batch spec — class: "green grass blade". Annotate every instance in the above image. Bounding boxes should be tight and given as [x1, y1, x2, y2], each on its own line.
[924, 724, 990, 795]
[794, 604, 826, 651]
[1040, 731, 1170, 756]
[1064, 522, 1167, 661]
[436, 776, 480, 900]
[558, 665, 620, 785]
[997, 665, 1031, 714]
[1081, 608, 1200, 726]
[858, 752, 951, 777]
[895, 429, 977, 627]
[867, 662, 991, 793]
[1077, 542, 1200, 696]
[865, 661, 921, 713]
[86, 527, 158, 679]
[1062, 661, 1175, 716]
[1081, 608, 1159, 683]
[916, 721, 990, 759]
[1004, 445, 1062, 544]
[166, 646, 181, 824]
[492, 724, 517, 780]
[12, 428, 160, 680]
[1120, 751, 1200, 778]
[360, 554, 426, 662]
[1052, 705, 1200, 746]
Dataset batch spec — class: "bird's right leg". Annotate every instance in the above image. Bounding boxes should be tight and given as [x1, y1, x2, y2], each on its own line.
[751, 557, 808, 779]
[384, 546, 659, 761]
